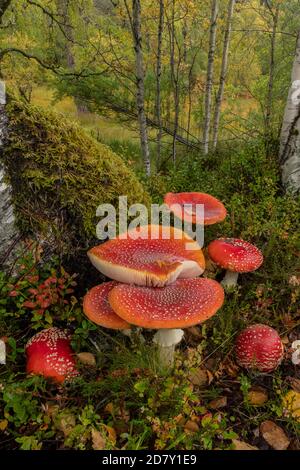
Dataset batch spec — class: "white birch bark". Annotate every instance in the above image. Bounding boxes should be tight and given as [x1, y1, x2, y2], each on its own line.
[203, 0, 218, 154]
[279, 32, 300, 193]
[212, 0, 235, 150]
[0, 83, 19, 265]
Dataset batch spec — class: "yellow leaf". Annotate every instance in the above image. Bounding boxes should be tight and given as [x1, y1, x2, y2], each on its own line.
[248, 387, 268, 406]
[91, 428, 106, 450]
[260, 420, 290, 450]
[283, 390, 300, 421]
[232, 439, 258, 450]
[0, 419, 8, 431]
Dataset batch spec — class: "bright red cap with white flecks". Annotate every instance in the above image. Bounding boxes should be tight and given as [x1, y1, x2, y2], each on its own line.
[164, 192, 227, 226]
[108, 278, 224, 329]
[83, 281, 131, 329]
[235, 324, 284, 372]
[88, 225, 205, 287]
[26, 327, 78, 383]
[208, 238, 263, 273]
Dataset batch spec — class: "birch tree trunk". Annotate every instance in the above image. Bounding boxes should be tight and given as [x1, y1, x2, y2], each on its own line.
[130, 0, 151, 177]
[279, 32, 300, 194]
[56, 0, 88, 114]
[155, 0, 164, 169]
[169, 0, 179, 165]
[203, 0, 218, 154]
[265, 5, 279, 138]
[0, 84, 19, 265]
[212, 0, 235, 151]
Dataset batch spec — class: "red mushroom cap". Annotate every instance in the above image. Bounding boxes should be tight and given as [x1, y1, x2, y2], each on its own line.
[83, 281, 131, 329]
[108, 278, 224, 329]
[235, 324, 284, 372]
[208, 238, 263, 273]
[26, 327, 78, 383]
[164, 192, 227, 226]
[88, 225, 205, 287]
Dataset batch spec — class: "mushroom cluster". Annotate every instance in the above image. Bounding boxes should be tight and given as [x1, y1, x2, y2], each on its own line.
[83, 191, 269, 371]
[84, 219, 225, 367]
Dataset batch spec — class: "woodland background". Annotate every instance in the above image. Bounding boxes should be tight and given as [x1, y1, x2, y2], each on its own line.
[0, 0, 299, 451]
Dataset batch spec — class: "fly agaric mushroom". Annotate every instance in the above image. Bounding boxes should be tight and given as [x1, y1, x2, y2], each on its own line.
[88, 225, 205, 287]
[235, 324, 284, 372]
[83, 282, 131, 330]
[109, 278, 224, 367]
[83, 281, 138, 339]
[26, 327, 78, 383]
[164, 192, 227, 226]
[207, 238, 263, 288]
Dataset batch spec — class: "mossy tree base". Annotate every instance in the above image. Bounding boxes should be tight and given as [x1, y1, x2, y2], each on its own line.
[2, 97, 150, 280]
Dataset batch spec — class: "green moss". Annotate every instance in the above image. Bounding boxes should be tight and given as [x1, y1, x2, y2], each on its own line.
[3, 97, 151, 262]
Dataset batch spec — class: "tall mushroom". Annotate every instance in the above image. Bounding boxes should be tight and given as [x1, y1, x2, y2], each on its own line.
[88, 225, 205, 287]
[109, 278, 224, 367]
[208, 238, 263, 288]
[26, 327, 78, 383]
[235, 324, 284, 372]
[164, 192, 227, 226]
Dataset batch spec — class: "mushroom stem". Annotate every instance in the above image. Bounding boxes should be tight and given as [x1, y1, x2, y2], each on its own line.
[221, 270, 239, 288]
[153, 329, 184, 368]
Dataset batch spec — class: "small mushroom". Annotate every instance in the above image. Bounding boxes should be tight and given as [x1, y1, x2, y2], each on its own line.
[88, 225, 205, 287]
[26, 327, 78, 383]
[164, 192, 227, 226]
[109, 278, 224, 368]
[291, 340, 300, 365]
[235, 324, 284, 372]
[208, 238, 263, 288]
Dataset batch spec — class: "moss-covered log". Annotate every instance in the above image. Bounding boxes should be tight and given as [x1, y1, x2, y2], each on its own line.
[2, 97, 150, 276]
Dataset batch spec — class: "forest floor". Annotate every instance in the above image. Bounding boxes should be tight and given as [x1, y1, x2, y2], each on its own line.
[0, 97, 300, 450]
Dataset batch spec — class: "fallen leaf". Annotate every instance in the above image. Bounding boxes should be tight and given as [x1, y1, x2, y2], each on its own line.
[260, 420, 290, 450]
[184, 420, 199, 433]
[103, 425, 117, 444]
[111, 368, 128, 378]
[0, 419, 8, 431]
[282, 390, 300, 421]
[281, 335, 289, 345]
[232, 439, 259, 450]
[248, 387, 268, 406]
[208, 396, 227, 409]
[215, 356, 239, 378]
[104, 402, 114, 415]
[91, 428, 106, 450]
[188, 368, 209, 387]
[185, 326, 202, 339]
[55, 413, 76, 437]
[44, 403, 59, 418]
[288, 377, 300, 393]
[77, 352, 96, 366]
